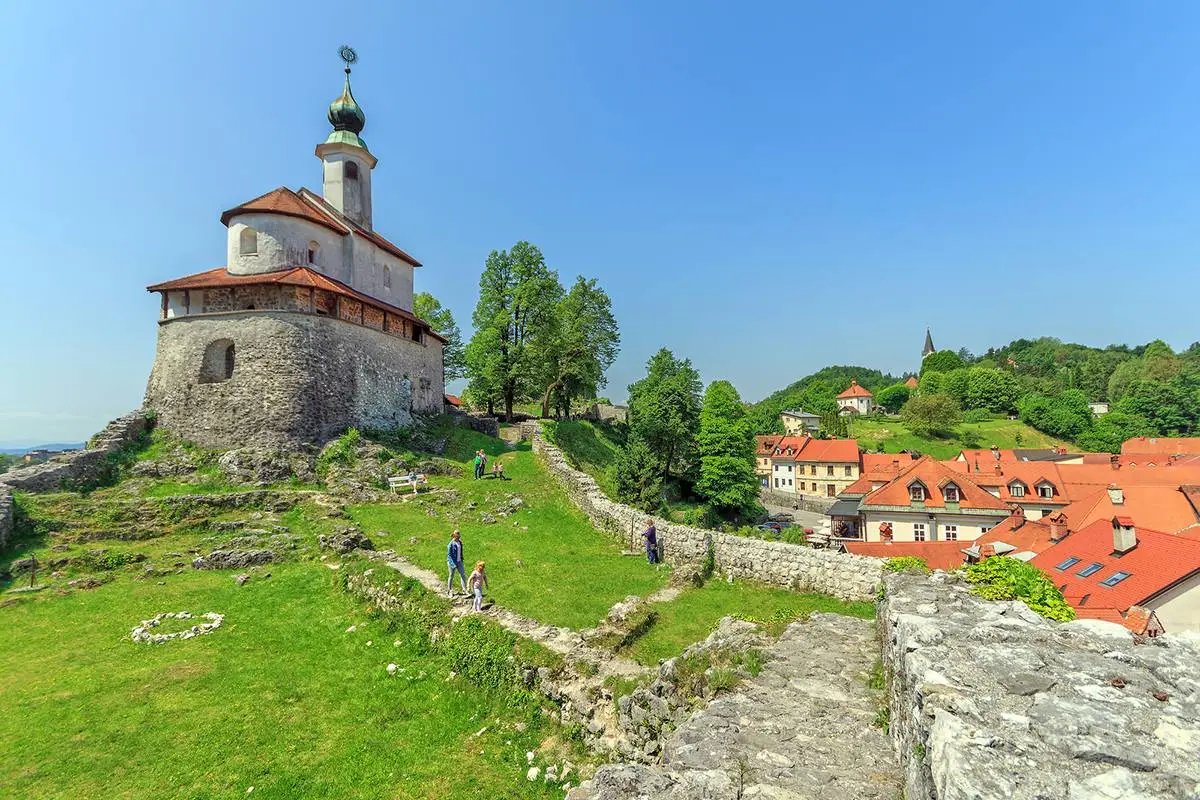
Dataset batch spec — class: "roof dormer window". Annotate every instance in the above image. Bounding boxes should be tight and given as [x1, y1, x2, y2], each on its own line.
[1037, 483, 1054, 499]
[909, 483, 926, 502]
[943, 484, 961, 503]
[1009, 481, 1026, 498]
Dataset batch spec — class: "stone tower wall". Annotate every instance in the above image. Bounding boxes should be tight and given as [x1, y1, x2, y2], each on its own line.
[144, 311, 443, 449]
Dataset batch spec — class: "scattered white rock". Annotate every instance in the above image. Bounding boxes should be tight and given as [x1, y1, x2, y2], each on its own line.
[346, 624, 357, 633]
[386, 664, 399, 675]
[526, 767, 540, 782]
[366, 640, 373, 647]
[526, 751, 536, 763]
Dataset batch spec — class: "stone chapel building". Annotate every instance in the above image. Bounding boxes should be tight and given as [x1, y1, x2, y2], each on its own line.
[144, 60, 445, 449]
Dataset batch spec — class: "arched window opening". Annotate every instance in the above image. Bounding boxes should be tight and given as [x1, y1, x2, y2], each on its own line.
[308, 241, 319, 265]
[199, 339, 236, 384]
[345, 161, 359, 180]
[383, 265, 392, 290]
[239, 227, 258, 255]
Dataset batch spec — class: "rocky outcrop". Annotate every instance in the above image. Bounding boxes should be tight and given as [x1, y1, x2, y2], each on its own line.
[192, 549, 277, 570]
[319, 527, 375, 554]
[0, 486, 12, 551]
[571, 613, 900, 799]
[533, 432, 882, 602]
[217, 448, 316, 485]
[881, 572, 1200, 800]
[0, 411, 152, 494]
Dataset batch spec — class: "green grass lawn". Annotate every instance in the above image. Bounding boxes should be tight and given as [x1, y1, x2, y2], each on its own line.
[625, 579, 876, 665]
[0, 562, 567, 799]
[348, 440, 668, 630]
[847, 417, 1069, 459]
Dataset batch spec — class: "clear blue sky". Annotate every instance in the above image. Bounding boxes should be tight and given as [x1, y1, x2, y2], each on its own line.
[2, 1, 1199, 446]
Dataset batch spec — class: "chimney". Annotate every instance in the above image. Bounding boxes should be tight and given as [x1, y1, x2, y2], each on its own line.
[1109, 454, 1120, 470]
[974, 458, 980, 474]
[1011, 505, 1025, 529]
[994, 463, 1003, 476]
[1107, 485, 1124, 505]
[1049, 516, 1068, 542]
[1112, 517, 1137, 554]
[991, 445, 1001, 461]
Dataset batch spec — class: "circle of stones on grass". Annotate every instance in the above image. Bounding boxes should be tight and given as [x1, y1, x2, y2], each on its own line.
[131, 611, 225, 644]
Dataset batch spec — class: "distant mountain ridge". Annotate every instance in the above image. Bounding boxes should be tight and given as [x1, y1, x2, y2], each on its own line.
[0, 442, 85, 455]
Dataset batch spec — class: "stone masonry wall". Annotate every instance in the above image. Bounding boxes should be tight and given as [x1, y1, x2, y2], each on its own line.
[0, 411, 151, 496]
[532, 431, 882, 602]
[759, 486, 836, 514]
[144, 311, 444, 449]
[880, 572, 1200, 800]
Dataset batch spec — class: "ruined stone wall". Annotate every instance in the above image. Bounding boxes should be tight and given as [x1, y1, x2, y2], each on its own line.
[532, 432, 882, 602]
[0, 411, 151, 496]
[880, 572, 1200, 800]
[144, 311, 444, 449]
[0, 486, 12, 551]
[758, 487, 836, 514]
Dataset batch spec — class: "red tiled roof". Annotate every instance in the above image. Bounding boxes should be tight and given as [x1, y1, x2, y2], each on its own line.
[905, 377, 919, 388]
[860, 456, 1011, 511]
[1056, 485, 1200, 537]
[219, 186, 422, 268]
[845, 540, 967, 571]
[973, 514, 1060, 557]
[957, 448, 1018, 464]
[837, 380, 873, 399]
[945, 460, 1067, 505]
[1030, 519, 1200, 615]
[756, 435, 782, 457]
[145, 266, 447, 343]
[444, 394, 462, 407]
[1121, 436, 1200, 456]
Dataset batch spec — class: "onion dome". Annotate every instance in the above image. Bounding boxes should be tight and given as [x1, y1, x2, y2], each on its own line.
[325, 59, 369, 151]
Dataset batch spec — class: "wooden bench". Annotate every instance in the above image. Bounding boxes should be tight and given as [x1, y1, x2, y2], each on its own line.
[388, 474, 428, 494]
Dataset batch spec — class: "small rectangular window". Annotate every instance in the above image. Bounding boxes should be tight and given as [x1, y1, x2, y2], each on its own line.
[844, 465, 852, 476]
[1077, 563, 1103, 577]
[913, 523, 926, 542]
[826, 465, 834, 476]
[944, 525, 957, 541]
[1101, 571, 1131, 587]
[1055, 557, 1081, 571]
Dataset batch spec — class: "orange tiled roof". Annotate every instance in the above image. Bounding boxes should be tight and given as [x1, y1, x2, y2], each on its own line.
[860, 456, 1011, 511]
[973, 514, 1060, 557]
[1055, 485, 1200, 537]
[946, 460, 1068, 505]
[756, 435, 782, 457]
[1121, 436, 1200, 456]
[145, 266, 447, 343]
[904, 377, 918, 388]
[837, 380, 873, 399]
[1031, 518, 1200, 616]
[770, 436, 860, 463]
[845, 540, 968, 571]
[444, 394, 462, 407]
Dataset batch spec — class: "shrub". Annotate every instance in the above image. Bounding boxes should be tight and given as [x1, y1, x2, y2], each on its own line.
[960, 408, 997, 423]
[964, 556, 1076, 621]
[883, 556, 930, 574]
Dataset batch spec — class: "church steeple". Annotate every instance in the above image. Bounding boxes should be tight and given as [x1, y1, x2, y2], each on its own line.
[315, 46, 377, 230]
[922, 328, 936, 359]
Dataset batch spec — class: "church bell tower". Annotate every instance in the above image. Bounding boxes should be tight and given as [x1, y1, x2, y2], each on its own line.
[315, 46, 377, 230]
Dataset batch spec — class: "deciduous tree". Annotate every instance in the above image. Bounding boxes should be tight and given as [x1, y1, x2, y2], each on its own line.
[413, 292, 466, 382]
[695, 381, 759, 513]
[876, 384, 911, 413]
[900, 394, 961, 437]
[627, 349, 703, 478]
[920, 350, 966, 376]
[533, 277, 620, 418]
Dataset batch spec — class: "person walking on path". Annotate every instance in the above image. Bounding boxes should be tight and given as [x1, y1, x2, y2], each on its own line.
[642, 519, 658, 564]
[469, 561, 489, 612]
[446, 530, 467, 596]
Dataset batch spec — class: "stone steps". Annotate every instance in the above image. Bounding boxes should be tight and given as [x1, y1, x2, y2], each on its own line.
[570, 613, 901, 800]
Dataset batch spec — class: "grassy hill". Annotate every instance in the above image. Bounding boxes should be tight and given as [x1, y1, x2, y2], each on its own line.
[846, 417, 1069, 459]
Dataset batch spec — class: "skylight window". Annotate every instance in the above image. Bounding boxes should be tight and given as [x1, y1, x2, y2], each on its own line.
[1054, 557, 1081, 571]
[1100, 571, 1131, 587]
[1077, 562, 1103, 577]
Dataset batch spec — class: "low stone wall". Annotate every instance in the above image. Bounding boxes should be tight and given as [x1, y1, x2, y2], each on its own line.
[0, 486, 13, 551]
[758, 487, 835, 514]
[533, 433, 882, 602]
[880, 572, 1200, 800]
[0, 411, 152, 494]
[449, 409, 500, 438]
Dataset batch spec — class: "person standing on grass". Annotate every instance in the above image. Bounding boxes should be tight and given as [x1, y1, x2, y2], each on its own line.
[469, 561, 489, 612]
[446, 530, 467, 596]
[642, 519, 658, 564]
[473, 451, 483, 480]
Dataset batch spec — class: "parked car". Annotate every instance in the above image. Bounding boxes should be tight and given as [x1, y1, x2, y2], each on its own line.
[769, 513, 794, 523]
[756, 522, 783, 533]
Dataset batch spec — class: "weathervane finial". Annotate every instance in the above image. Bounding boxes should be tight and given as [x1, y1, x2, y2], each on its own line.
[338, 45, 358, 75]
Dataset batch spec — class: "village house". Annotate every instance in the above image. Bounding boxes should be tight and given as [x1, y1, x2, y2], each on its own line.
[1031, 517, 1200, 635]
[836, 381, 874, 415]
[1121, 436, 1200, 457]
[768, 435, 861, 498]
[856, 456, 1012, 543]
[755, 435, 781, 487]
[780, 409, 821, 435]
